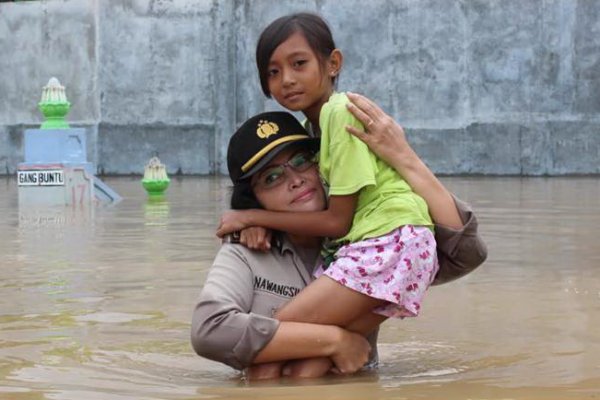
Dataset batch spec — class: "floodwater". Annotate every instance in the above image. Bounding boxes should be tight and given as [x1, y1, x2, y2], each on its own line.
[0, 176, 599, 400]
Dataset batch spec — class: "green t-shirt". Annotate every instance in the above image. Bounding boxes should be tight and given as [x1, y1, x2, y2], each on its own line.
[317, 92, 432, 243]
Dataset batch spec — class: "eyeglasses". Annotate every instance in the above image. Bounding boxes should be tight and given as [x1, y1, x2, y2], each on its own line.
[252, 151, 317, 190]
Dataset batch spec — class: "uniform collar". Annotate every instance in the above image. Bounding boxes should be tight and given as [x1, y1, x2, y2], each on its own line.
[276, 233, 322, 255]
[274, 233, 294, 255]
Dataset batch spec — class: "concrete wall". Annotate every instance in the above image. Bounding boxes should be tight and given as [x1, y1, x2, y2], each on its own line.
[1, 0, 599, 175]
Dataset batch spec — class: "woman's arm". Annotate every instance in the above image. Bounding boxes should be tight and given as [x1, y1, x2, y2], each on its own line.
[345, 92, 462, 229]
[431, 195, 487, 285]
[216, 194, 357, 239]
[344, 92, 487, 283]
[191, 245, 278, 370]
[191, 244, 371, 371]
[253, 321, 370, 373]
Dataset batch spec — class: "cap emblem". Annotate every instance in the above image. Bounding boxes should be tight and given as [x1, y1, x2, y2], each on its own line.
[256, 120, 279, 139]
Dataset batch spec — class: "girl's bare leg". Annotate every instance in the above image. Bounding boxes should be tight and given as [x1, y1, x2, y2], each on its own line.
[275, 275, 388, 335]
[272, 276, 389, 377]
[345, 310, 387, 336]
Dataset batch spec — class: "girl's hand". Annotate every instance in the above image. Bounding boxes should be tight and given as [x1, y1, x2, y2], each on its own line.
[240, 227, 272, 252]
[216, 210, 251, 238]
[329, 328, 371, 375]
[345, 92, 412, 168]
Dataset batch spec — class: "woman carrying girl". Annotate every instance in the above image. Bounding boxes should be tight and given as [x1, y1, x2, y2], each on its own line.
[194, 105, 486, 380]
[215, 13, 458, 376]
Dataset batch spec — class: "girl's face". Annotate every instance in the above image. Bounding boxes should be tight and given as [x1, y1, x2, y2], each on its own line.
[267, 32, 341, 122]
[252, 147, 326, 213]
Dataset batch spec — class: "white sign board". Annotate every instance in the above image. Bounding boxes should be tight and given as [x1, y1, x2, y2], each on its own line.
[18, 170, 65, 186]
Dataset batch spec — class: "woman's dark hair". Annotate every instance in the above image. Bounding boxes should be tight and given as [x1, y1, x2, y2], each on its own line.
[230, 179, 263, 210]
[256, 12, 337, 97]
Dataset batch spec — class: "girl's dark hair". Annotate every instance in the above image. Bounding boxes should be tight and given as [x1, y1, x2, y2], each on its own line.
[256, 12, 337, 97]
[230, 179, 263, 210]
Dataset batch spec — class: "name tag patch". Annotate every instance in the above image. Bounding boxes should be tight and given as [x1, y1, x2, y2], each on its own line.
[254, 276, 300, 298]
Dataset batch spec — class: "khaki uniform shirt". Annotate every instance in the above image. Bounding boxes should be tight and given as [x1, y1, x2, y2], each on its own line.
[191, 195, 487, 370]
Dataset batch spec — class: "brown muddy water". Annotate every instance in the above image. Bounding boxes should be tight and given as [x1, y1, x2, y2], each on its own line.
[0, 176, 599, 400]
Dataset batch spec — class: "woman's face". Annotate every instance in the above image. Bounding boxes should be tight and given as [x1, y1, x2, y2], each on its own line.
[252, 146, 326, 213]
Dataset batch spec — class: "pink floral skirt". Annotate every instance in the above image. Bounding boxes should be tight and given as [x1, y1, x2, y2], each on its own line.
[315, 225, 438, 318]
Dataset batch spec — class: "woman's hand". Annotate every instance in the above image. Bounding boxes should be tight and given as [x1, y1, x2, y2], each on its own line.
[240, 227, 272, 251]
[329, 328, 371, 375]
[345, 91, 464, 229]
[345, 92, 414, 169]
[216, 210, 252, 238]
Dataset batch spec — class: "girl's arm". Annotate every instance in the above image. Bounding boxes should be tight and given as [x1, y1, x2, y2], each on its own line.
[216, 194, 357, 239]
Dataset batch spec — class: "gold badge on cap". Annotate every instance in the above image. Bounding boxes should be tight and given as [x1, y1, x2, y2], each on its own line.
[256, 120, 279, 139]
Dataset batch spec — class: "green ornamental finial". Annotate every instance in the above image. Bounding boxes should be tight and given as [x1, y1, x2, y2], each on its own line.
[38, 77, 71, 129]
[142, 156, 170, 196]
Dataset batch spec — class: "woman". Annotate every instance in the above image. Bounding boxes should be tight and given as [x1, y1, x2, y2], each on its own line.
[191, 99, 486, 379]
[193, 111, 374, 379]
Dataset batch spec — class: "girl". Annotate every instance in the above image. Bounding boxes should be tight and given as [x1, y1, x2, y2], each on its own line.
[216, 13, 439, 375]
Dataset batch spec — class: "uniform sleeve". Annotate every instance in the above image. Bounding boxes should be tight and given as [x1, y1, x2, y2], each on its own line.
[431, 195, 488, 285]
[323, 100, 377, 196]
[190, 245, 280, 370]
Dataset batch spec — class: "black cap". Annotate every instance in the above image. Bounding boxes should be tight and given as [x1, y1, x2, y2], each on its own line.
[227, 112, 320, 183]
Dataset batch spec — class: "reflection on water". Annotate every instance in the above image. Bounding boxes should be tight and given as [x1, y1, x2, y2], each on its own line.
[1, 176, 599, 399]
